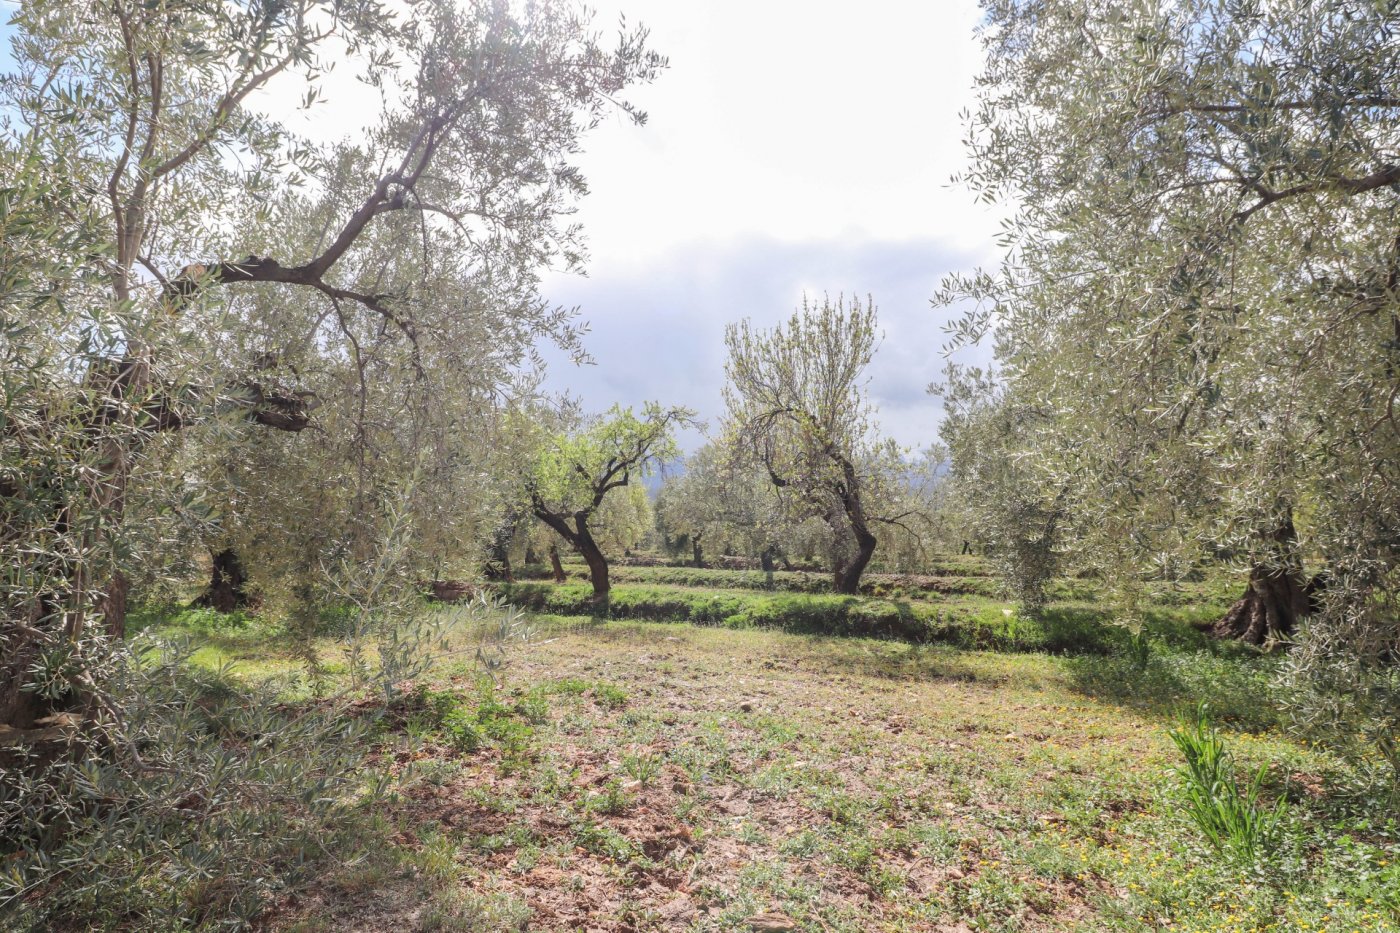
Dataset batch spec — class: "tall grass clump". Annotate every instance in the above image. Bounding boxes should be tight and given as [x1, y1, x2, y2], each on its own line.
[1169, 703, 1288, 865]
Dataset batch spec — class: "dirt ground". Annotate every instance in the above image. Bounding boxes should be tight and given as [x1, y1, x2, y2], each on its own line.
[268, 618, 1201, 932]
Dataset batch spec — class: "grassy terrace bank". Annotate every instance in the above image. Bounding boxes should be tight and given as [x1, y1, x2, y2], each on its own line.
[495, 581, 1232, 655]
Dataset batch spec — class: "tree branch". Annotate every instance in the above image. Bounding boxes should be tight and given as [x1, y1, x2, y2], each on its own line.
[1234, 163, 1400, 224]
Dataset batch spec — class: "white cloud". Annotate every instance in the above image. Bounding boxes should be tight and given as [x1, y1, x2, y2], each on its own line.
[531, 0, 1004, 449]
[563, 0, 1001, 263]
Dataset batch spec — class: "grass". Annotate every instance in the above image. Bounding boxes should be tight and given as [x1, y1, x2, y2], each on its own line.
[496, 581, 1220, 654]
[1169, 704, 1289, 864]
[136, 560, 1396, 932]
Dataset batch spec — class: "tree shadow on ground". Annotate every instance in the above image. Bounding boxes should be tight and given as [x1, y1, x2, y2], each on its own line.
[1063, 640, 1283, 735]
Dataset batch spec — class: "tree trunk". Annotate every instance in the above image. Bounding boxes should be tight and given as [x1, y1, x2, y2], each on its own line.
[692, 534, 705, 569]
[575, 522, 610, 608]
[549, 544, 566, 583]
[484, 550, 513, 582]
[0, 597, 56, 731]
[834, 527, 877, 596]
[484, 526, 514, 581]
[192, 548, 252, 613]
[1213, 515, 1311, 645]
[827, 452, 878, 596]
[1213, 563, 1310, 645]
[533, 509, 609, 609]
[524, 545, 540, 566]
[102, 570, 130, 638]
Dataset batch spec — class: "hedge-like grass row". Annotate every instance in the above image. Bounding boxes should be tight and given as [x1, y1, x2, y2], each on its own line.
[511, 564, 1011, 599]
[495, 581, 1172, 654]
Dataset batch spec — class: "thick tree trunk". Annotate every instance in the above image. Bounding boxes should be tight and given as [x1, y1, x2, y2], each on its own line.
[0, 598, 56, 731]
[484, 516, 516, 582]
[1213, 564, 1310, 645]
[192, 548, 252, 613]
[534, 509, 609, 608]
[759, 547, 775, 574]
[548, 544, 566, 583]
[829, 452, 879, 595]
[484, 549, 514, 582]
[1213, 515, 1313, 646]
[834, 528, 877, 596]
[575, 524, 610, 608]
[692, 534, 705, 569]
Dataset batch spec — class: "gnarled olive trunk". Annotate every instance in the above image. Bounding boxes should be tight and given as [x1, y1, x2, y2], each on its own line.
[193, 548, 252, 613]
[484, 549, 514, 582]
[484, 514, 517, 582]
[1213, 515, 1318, 646]
[692, 533, 705, 569]
[832, 526, 877, 596]
[548, 544, 566, 583]
[534, 510, 610, 608]
[1213, 564, 1310, 644]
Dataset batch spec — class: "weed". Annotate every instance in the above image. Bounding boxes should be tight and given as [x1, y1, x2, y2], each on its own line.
[582, 779, 633, 816]
[545, 677, 592, 696]
[441, 705, 484, 752]
[514, 691, 550, 725]
[573, 818, 641, 862]
[592, 682, 629, 709]
[1169, 703, 1288, 864]
[417, 887, 530, 932]
[621, 749, 662, 784]
[1127, 628, 1153, 672]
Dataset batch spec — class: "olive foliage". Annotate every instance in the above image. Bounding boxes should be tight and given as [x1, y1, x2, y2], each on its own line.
[943, 0, 1400, 767]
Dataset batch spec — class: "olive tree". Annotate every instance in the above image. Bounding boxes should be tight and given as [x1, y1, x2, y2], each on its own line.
[945, 0, 1400, 765]
[0, 0, 663, 737]
[662, 439, 825, 570]
[527, 403, 692, 606]
[725, 295, 917, 593]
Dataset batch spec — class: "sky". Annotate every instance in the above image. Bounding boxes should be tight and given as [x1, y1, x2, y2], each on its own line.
[1, 0, 1003, 452]
[528, 0, 1002, 450]
[523, 0, 1004, 451]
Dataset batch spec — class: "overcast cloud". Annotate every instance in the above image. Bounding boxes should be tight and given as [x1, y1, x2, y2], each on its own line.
[530, 0, 1004, 450]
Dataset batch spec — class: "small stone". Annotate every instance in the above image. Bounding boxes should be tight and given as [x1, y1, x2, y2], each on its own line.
[739, 700, 754, 712]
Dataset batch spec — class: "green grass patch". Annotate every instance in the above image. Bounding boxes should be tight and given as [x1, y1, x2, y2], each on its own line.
[496, 581, 1207, 654]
